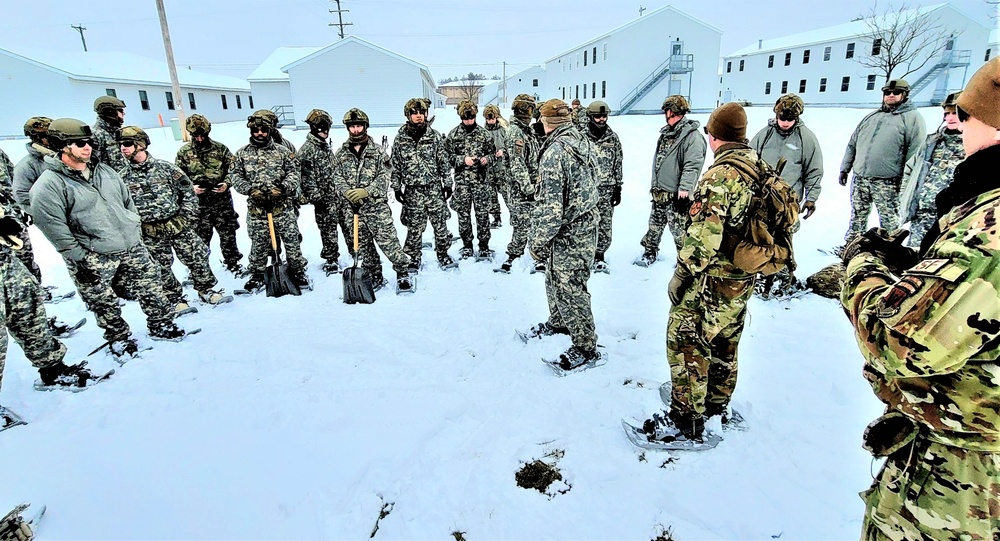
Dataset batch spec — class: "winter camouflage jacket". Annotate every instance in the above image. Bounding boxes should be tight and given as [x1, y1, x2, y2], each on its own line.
[651, 117, 707, 194]
[389, 124, 451, 190]
[91, 117, 128, 172]
[230, 139, 301, 204]
[584, 124, 624, 187]
[750, 119, 824, 203]
[505, 117, 539, 198]
[30, 155, 142, 261]
[331, 138, 391, 212]
[840, 100, 926, 180]
[175, 138, 236, 206]
[296, 133, 335, 204]
[678, 143, 757, 278]
[484, 121, 511, 187]
[444, 123, 495, 186]
[0, 149, 14, 206]
[12, 143, 54, 213]
[529, 124, 598, 258]
[899, 128, 964, 223]
[118, 154, 199, 223]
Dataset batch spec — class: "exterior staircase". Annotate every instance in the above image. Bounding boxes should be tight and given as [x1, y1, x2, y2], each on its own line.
[619, 53, 693, 114]
[909, 49, 971, 103]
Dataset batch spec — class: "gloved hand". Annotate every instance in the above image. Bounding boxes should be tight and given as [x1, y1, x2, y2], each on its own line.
[0, 505, 34, 541]
[841, 227, 918, 274]
[74, 258, 100, 286]
[394, 189, 406, 204]
[529, 248, 547, 262]
[800, 201, 816, 220]
[249, 189, 265, 199]
[344, 188, 370, 204]
[668, 264, 694, 305]
[839, 171, 849, 186]
[611, 185, 622, 207]
[268, 187, 283, 197]
[442, 186, 453, 200]
[0, 216, 23, 237]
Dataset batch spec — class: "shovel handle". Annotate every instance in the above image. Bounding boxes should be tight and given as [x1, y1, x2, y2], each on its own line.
[267, 212, 278, 251]
[353, 213, 359, 252]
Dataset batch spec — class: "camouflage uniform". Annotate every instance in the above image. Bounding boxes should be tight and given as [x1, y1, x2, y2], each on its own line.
[390, 123, 453, 263]
[0, 149, 40, 282]
[899, 129, 964, 248]
[572, 107, 589, 130]
[332, 138, 410, 280]
[484, 120, 510, 223]
[584, 122, 623, 257]
[299, 132, 352, 263]
[230, 139, 306, 275]
[641, 117, 707, 253]
[175, 138, 244, 268]
[841, 144, 1000, 541]
[504, 116, 540, 260]
[529, 123, 599, 351]
[119, 154, 218, 303]
[666, 143, 757, 428]
[91, 117, 128, 172]
[445, 122, 496, 250]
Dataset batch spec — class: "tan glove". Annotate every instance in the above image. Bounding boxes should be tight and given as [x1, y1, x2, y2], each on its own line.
[344, 188, 370, 204]
[0, 505, 35, 541]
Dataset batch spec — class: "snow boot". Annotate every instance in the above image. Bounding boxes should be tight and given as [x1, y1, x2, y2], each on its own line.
[38, 361, 96, 388]
[406, 260, 421, 275]
[289, 267, 310, 289]
[225, 261, 249, 278]
[555, 346, 601, 371]
[243, 272, 266, 293]
[150, 323, 186, 342]
[497, 256, 515, 273]
[476, 246, 495, 262]
[198, 289, 232, 305]
[109, 337, 140, 359]
[370, 274, 389, 292]
[459, 245, 474, 260]
[517, 321, 570, 341]
[175, 300, 198, 316]
[532, 261, 546, 273]
[635, 251, 657, 267]
[322, 259, 341, 275]
[592, 252, 609, 274]
[641, 411, 705, 443]
[438, 254, 458, 270]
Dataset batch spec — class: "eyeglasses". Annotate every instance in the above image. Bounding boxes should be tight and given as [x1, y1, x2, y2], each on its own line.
[72, 139, 93, 148]
[251, 126, 270, 134]
[883, 89, 905, 96]
[119, 141, 135, 148]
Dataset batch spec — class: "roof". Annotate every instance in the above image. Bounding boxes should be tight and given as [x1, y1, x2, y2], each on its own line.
[991, 28, 999, 45]
[725, 3, 950, 57]
[0, 46, 250, 90]
[279, 36, 433, 83]
[247, 46, 322, 81]
[438, 79, 490, 87]
[545, 5, 722, 62]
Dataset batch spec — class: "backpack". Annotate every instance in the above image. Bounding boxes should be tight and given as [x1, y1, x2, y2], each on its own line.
[716, 155, 800, 276]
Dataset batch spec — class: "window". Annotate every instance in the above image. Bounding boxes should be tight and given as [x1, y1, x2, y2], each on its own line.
[603, 43, 607, 60]
[584, 50, 588, 66]
[138, 90, 150, 110]
[819, 77, 828, 92]
[106, 88, 117, 97]
[248, 96, 254, 108]
[765, 82, 772, 95]
[866, 74, 877, 90]
[188, 92, 197, 110]
[841, 76, 850, 92]
[823, 46, 831, 61]
[945, 38, 954, 51]
[593, 47, 597, 64]
[803, 50, 810, 64]
[726, 61, 732, 73]
[768, 55, 774, 68]
[987, 48, 993, 61]
[576, 53, 579, 68]
[601, 81, 606, 98]
[236, 95, 242, 109]
[739, 59, 744, 72]
[784, 52, 791, 66]
[532, 79, 538, 87]
[165, 91, 175, 110]
[781, 81, 788, 93]
[871, 38, 882, 56]
[799, 79, 807, 93]
[583, 84, 587, 99]
[562, 87, 566, 99]
[221, 94, 228, 110]
[846, 43, 855, 59]
[592, 82, 596, 97]
[575, 85, 579, 99]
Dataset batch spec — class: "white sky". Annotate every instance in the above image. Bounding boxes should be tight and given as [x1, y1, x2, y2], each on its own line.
[0, 0, 994, 82]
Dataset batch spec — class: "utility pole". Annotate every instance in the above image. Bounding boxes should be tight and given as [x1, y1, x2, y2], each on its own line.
[329, 0, 353, 39]
[155, 0, 188, 141]
[639, 6, 646, 16]
[71, 24, 88, 52]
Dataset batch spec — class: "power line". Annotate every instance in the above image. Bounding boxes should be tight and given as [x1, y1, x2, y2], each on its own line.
[329, 0, 353, 39]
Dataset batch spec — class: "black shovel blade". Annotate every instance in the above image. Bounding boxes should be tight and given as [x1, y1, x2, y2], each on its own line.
[265, 262, 302, 298]
[343, 265, 376, 304]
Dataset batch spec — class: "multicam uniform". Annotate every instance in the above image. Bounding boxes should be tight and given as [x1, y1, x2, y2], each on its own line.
[299, 132, 351, 264]
[390, 124, 453, 264]
[91, 117, 128, 172]
[584, 123, 623, 258]
[641, 117, 707, 253]
[119, 154, 218, 304]
[666, 143, 757, 431]
[899, 128, 964, 248]
[0, 149, 40, 282]
[445, 122, 495, 250]
[529, 123, 599, 352]
[175, 138, 244, 268]
[504, 116, 539, 261]
[841, 144, 1000, 541]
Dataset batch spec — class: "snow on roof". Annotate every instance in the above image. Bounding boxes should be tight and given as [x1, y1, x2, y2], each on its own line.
[0, 46, 250, 90]
[279, 36, 433, 82]
[725, 3, 949, 57]
[438, 80, 490, 87]
[247, 46, 323, 81]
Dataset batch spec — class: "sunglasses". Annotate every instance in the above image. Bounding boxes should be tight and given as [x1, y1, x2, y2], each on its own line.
[251, 126, 271, 134]
[883, 89, 905, 96]
[72, 139, 93, 148]
[119, 141, 135, 148]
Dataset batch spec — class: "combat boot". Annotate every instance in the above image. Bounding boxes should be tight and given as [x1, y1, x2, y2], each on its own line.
[396, 272, 413, 293]
[555, 346, 601, 371]
[523, 321, 570, 339]
[459, 244, 474, 259]
[321, 259, 341, 274]
[109, 337, 140, 358]
[225, 260, 248, 278]
[198, 289, 229, 305]
[38, 361, 96, 388]
[243, 272, 265, 292]
[150, 323, 186, 342]
[289, 267, 310, 288]
[499, 256, 515, 273]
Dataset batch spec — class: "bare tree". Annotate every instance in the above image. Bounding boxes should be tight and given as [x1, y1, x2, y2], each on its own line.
[456, 72, 487, 101]
[854, 2, 949, 82]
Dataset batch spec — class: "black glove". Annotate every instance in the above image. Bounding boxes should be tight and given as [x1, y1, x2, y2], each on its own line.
[442, 186, 453, 200]
[838, 171, 849, 186]
[394, 189, 406, 204]
[800, 201, 816, 220]
[841, 228, 918, 274]
[668, 265, 694, 305]
[74, 258, 100, 286]
[0, 216, 23, 237]
[611, 185, 622, 207]
[673, 195, 692, 214]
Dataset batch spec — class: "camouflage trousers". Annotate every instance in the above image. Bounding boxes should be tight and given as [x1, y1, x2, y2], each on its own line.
[246, 203, 306, 273]
[505, 190, 535, 260]
[312, 198, 352, 262]
[846, 176, 901, 242]
[348, 202, 410, 278]
[640, 198, 688, 254]
[14, 228, 41, 283]
[666, 274, 754, 420]
[906, 211, 937, 249]
[143, 225, 218, 303]
[860, 436, 999, 541]
[402, 184, 452, 262]
[69, 243, 174, 342]
[0, 250, 65, 391]
[490, 179, 509, 221]
[196, 192, 242, 266]
[544, 209, 598, 351]
[451, 182, 493, 249]
[595, 185, 617, 256]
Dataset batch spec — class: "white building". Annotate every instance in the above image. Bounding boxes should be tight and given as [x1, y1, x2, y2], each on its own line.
[720, 3, 991, 108]
[0, 47, 252, 138]
[478, 66, 545, 107]
[988, 29, 999, 62]
[250, 37, 436, 129]
[543, 5, 722, 114]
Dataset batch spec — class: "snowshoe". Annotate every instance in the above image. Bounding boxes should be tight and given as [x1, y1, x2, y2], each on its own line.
[322, 259, 342, 275]
[1, 503, 45, 540]
[658, 382, 749, 433]
[198, 289, 233, 306]
[515, 322, 571, 343]
[371, 275, 389, 292]
[459, 246, 474, 260]
[406, 260, 421, 275]
[289, 268, 313, 291]
[592, 260, 610, 274]
[0, 406, 27, 432]
[438, 255, 459, 270]
[224, 261, 249, 278]
[50, 317, 87, 338]
[475, 248, 496, 262]
[494, 257, 515, 274]
[396, 274, 416, 295]
[621, 416, 722, 451]
[542, 346, 607, 376]
[633, 251, 658, 268]
[34, 361, 113, 392]
[175, 301, 198, 317]
[44, 290, 76, 304]
[99, 337, 142, 361]
[149, 323, 188, 342]
[530, 261, 546, 274]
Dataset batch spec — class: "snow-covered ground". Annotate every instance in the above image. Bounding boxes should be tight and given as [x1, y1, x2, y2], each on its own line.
[0, 104, 948, 540]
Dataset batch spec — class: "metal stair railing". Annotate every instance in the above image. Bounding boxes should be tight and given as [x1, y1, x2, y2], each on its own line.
[619, 54, 693, 114]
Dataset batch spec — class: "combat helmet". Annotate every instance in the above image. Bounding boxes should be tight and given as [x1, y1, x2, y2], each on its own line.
[773, 93, 804, 121]
[94, 96, 126, 115]
[941, 91, 961, 112]
[185, 114, 212, 136]
[881, 79, 910, 93]
[661, 95, 690, 115]
[404, 98, 429, 117]
[248, 109, 278, 129]
[343, 108, 370, 128]
[483, 104, 501, 120]
[305, 109, 332, 126]
[511, 93, 536, 118]
[23, 116, 52, 138]
[587, 101, 610, 116]
[457, 99, 478, 120]
[46, 118, 93, 148]
[118, 125, 150, 150]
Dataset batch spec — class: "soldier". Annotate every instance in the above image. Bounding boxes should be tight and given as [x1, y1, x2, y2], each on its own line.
[839, 79, 926, 247]
[12, 117, 54, 214]
[333, 108, 412, 292]
[482, 104, 509, 229]
[749, 93, 823, 296]
[839, 58, 1000, 540]
[524, 99, 600, 368]
[250, 109, 296, 154]
[0, 505, 36, 540]
[445, 99, 496, 260]
[641, 103, 758, 444]
[117, 126, 228, 311]
[90, 96, 128, 171]
[390, 98, 455, 271]
[299, 109, 351, 273]
[583, 101, 623, 273]
[175, 114, 245, 277]
[899, 92, 964, 248]
[231, 112, 308, 293]
[29, 118, 186, 358]
[570, 98, 587, 129]
[1, 133, 42, 284]
[497, 94, 542, 274]
[637, 95, 707, 266]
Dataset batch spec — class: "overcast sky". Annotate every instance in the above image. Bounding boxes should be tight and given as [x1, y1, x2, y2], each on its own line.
[0, 0, 994, 82]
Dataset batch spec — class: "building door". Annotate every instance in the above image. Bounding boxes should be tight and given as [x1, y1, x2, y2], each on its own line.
[723, 89, 732, 103]
[672, 43, 683, 56]
[668, 79, 681, 96]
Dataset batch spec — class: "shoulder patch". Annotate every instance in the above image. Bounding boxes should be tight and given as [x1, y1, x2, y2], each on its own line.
[908, 258, 949, 274]
[689, 200, 702, 218]
[876, 275, 924, 318]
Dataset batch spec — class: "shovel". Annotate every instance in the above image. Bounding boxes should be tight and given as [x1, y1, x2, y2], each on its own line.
[264, 211, 301, 298]
[343, 213, 376, 304]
